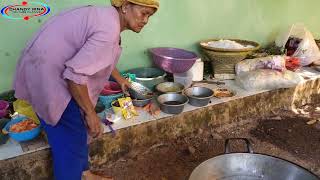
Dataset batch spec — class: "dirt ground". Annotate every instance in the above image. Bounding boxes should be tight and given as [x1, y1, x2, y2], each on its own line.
[95, 103, 320, 180]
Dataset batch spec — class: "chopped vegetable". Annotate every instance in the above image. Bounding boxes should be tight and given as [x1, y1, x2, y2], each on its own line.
[10, 119, 38, 133]
[142, 102, 160, 116]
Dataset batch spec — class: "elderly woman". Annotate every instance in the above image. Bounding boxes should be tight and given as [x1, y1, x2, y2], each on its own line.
[13, 0, 159, 179]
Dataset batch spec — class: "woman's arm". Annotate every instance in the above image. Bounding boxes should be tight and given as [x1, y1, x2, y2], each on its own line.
[67, 80, 102, 138]
[111, 68, 131, 93]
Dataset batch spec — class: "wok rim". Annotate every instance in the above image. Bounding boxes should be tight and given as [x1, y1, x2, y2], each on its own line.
[190, 152, 319, 179]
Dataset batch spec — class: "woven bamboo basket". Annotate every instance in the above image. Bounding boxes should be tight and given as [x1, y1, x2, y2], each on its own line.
[200, 39, 260, 79]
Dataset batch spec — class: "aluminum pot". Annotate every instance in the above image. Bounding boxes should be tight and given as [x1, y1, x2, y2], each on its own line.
[126, 67, 166, 90]
[189, 138, 319, 180]
[184, 87, 213, 107]
[157, 93, 188, 114]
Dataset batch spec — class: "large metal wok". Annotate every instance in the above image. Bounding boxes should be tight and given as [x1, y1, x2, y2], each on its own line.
[189, 138, 319, 180]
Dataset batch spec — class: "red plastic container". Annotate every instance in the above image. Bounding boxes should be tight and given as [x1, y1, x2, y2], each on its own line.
[100, 81, 122, 96]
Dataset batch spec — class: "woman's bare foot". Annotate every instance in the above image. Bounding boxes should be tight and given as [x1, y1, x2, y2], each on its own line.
[82, 170, 113, 180]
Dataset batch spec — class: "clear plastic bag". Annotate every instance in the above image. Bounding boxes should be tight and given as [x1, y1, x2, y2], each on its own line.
[275, 23, 320, 66]
[235, 69, 304, 91]
[235, 56, 286, 75]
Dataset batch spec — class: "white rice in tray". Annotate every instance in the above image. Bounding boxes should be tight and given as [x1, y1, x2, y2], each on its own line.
[206, 39, 254, 49]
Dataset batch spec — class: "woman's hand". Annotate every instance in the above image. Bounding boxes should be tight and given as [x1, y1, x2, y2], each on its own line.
[118, 77, 131, 95]
[111, 68, 131, 96]
[85, 111, 103, 138]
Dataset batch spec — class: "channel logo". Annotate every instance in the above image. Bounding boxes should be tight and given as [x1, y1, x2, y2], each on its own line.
[1, 1, 50, 20]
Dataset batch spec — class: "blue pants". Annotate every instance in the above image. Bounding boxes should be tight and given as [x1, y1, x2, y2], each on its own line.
[39, 99, 89, 180]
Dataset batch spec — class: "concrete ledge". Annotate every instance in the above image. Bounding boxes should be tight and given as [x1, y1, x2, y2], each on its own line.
[89, 78, 320, 166]
[0, 77, 319, 180]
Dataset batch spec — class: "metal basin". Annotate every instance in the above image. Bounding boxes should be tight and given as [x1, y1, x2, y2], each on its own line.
[132, 97, 152, 107]
[156, 82, 185, 94]
[189, 138, 319, 180]
[157, 93, 188, 114]
[184, 87, 213, 107]
[126, 68, 166, 90]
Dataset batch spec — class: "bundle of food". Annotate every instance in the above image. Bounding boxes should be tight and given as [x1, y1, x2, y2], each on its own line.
[275, 24, 320, 66]
[235, 56, 286, 75]
[9, 118, 38, 133]
[235, 69, 304, 91]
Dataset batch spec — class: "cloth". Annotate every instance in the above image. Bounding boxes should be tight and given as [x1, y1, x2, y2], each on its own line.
[111, 0, 159, 9]
[39, 98, 89, 180]
[13, 6, 122, 126]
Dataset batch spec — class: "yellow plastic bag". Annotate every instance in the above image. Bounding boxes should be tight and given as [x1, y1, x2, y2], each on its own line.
[118, 97, 138, 120]
[13, 99, 40, 124]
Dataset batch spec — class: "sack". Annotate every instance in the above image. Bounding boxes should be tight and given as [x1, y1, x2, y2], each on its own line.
[235, 56, 286, 75]
[275, 23, 320, 66]
[235, 69, 304, 91]
[13, 99, 40, 124]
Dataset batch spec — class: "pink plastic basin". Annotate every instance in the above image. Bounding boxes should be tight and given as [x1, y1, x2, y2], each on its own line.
[100, 81, 122, 96]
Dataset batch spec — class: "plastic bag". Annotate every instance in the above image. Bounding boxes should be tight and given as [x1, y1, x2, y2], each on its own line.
[235, 56, 286, 75]
[235, 69, 304, 91]
[275, 23, 320, 66]
[13, 99, 40, 124]
[118, 97, 138, 120]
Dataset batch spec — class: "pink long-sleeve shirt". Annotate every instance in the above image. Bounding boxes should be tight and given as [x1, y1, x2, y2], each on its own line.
[13, 6, 122, 126]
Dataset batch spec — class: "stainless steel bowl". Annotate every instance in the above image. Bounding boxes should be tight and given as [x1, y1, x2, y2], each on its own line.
[129, 82, 154, 100]
[132, 97, 152, 107]
[156, 82, 185, 94]
[157, 93, 189, 114]
[184, 87, 214, 107]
